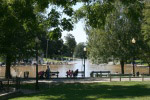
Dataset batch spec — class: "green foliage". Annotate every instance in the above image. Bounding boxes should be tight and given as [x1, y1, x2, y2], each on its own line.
[76, 0, 144, 65]
[140, 1, 150, 66]
[40, 35, 64, 58]
[74, 42, 85, 58]
[0, 0, 78, 77]
[64, 33, 77, 57]
[75, 1, 114, 28]
[0, 0, 38, 60]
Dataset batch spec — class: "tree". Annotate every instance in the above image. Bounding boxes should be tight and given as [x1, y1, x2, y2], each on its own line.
[0, 0, 39, 78]
[64, 33, 77, 57]
[0, 0, 78, 78]
[140, 1, 150, 74]
[74, 42, 85, 58]
[75, 0, 144, 74]
[40, 35, 64, 58]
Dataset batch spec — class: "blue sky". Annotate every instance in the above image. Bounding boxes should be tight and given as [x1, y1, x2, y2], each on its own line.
[62, 20, 87, 44]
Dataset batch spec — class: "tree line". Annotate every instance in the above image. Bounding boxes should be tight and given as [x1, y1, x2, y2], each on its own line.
[0, 0, 80, 78]
[1, 0, 149, 78]
[75, 0, 150, 74]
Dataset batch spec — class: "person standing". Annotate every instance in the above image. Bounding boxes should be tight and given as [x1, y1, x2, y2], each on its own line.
[46, 65, 50, 79]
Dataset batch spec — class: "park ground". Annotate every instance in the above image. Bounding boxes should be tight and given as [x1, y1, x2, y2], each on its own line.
[1, 81, 150, 100]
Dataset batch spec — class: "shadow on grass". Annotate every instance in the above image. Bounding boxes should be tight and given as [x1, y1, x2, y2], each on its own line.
[9, 82, 150, 100]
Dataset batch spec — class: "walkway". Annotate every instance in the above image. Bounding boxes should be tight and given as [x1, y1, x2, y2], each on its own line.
[21, 77, 150, 84]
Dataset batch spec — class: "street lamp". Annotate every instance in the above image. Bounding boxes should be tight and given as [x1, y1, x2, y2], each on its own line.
[35, 37, 39, 90]
[132, 38, 136, 44]
[46, 39, 49, 64]
[83, 47, 86, 77]
[132, 38, 136, 76]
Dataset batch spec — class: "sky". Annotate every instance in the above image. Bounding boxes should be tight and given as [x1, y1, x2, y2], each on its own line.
[62, 21, 87, 44]
[62, 3, 87, 44]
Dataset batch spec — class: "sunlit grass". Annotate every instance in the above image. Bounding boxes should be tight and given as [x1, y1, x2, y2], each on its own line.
[6, 82, 150, 100]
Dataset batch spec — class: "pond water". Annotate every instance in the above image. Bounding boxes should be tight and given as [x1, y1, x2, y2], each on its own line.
[0, 59, 149, 78]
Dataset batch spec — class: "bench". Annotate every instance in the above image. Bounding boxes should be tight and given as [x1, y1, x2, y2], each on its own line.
[90, 71, 111, 77]
[78, 71, 84, 77]
[44, 71, 59, 78]
[110, 74, 132, 81]
[50, 72, 59, 78]
[66, 71, 84, 78]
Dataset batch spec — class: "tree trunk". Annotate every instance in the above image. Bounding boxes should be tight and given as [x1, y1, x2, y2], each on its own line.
[148, 64, 150, 74]
[120, 60, 124, 74]
[5, 55, 12, 78]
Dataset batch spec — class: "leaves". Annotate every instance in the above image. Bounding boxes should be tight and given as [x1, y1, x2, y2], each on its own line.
[64, 33, 77, 57]
[49, 28, 62, 40]
[85, 0, 144, 64]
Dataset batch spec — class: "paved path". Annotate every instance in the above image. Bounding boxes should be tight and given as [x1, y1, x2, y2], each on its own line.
[20, 77, 150, 84]
[1, 77, 150, 84]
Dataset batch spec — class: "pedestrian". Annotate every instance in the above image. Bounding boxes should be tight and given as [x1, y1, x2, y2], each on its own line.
[46, 65, 50, 79]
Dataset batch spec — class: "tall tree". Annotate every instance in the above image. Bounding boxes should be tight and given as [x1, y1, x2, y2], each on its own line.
[0, 0, 78, 78]
[40, 35, 64, 58]
[75, 0, 144, 74]
[0, 0, 39, 78]
[64, 33, 77, 57]
[74, 42, 85, 58]
[140, 1, 150, 74]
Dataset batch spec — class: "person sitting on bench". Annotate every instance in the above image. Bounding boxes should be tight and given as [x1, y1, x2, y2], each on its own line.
[66, 70, 73, 77]
[73, 69, 79, 78]
[38, 71, 45, 79]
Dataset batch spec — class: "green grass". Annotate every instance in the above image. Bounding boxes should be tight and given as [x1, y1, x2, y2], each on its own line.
[6, 82, 150, 100]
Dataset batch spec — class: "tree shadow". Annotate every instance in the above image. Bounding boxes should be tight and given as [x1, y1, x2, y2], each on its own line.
[9, 82, 150, 100]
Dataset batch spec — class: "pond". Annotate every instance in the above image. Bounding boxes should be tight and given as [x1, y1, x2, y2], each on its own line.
[0, 59, 149, 78]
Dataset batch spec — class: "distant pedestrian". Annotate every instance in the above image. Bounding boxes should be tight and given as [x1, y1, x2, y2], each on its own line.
[46, 65, 50, 79]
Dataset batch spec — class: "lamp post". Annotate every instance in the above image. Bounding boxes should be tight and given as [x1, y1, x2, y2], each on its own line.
[35, 37, 39, 90]
[46, 39, 49, 64]
[83, 47, 86, 77]
[132, 38, 136, 76]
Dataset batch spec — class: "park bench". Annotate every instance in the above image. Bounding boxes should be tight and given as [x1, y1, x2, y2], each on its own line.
[50, 72, 59, 78]
[78, 71, 84, 77]
[66, 71, 84, 78]
[141, 74, 150, 76]
[90, 71, 111, 77]
[0, 78, 21, 92]
[39, 71, 59, 79]
[45, 71, 59, 78]
[110, 74, 132, 81]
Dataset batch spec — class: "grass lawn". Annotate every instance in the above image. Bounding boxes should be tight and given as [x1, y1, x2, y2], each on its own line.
[5, 82, 150, 100]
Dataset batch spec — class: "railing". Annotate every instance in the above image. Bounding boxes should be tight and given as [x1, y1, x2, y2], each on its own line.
[110, 74, 132, 81]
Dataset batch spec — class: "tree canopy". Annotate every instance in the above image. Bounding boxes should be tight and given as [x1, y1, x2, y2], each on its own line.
[64, 33, 77, 57]
[0, 0, 78, 78]
[74, 42, 85, 58]
[75, 0, 145, 74]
